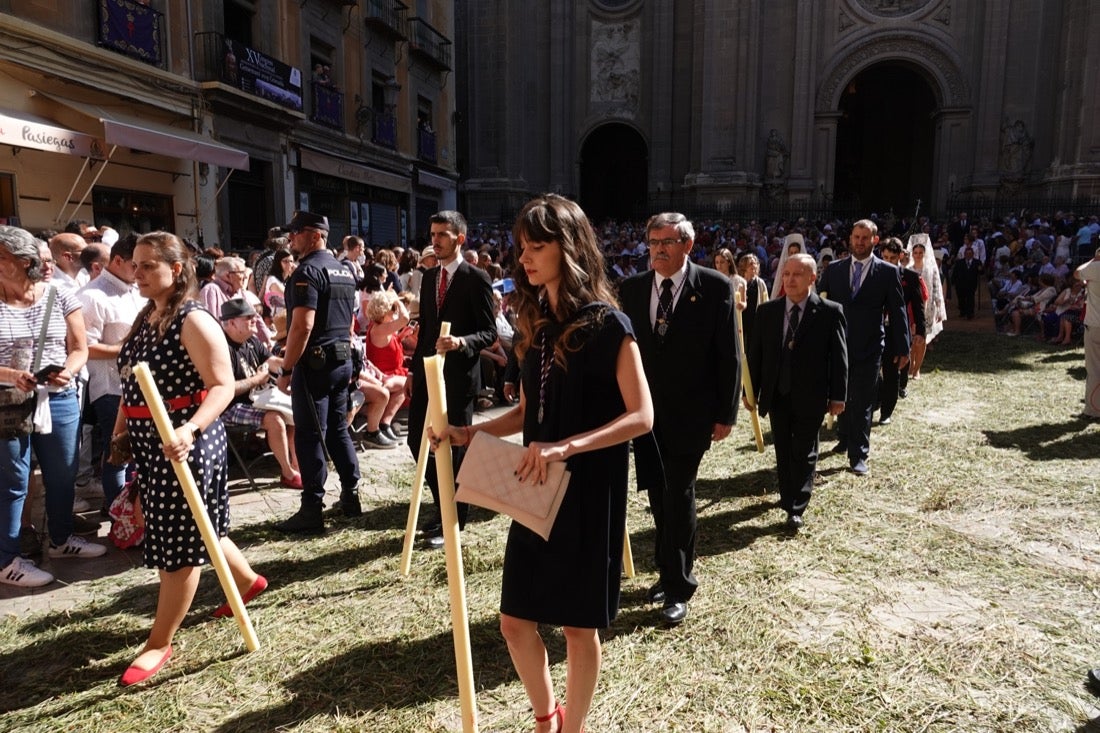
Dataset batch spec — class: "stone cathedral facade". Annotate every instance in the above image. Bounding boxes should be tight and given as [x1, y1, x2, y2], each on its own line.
[455, 0, 1100, 223]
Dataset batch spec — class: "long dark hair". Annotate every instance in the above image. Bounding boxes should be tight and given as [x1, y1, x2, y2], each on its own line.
[511, 194, 618, 366]
[126, 231, 198, 340]
[271, 248, 294, 283]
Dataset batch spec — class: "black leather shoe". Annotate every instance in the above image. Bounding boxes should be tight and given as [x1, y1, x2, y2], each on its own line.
[339, 490, 362, 518]
[1088, 668, 1100, 692]
[422, 521, 443, 536]
[830, 442, 848, 455]
[898, 388, 908, 399]
[659, 602, 688, 625]
[786, 513, 804, 530]
[426, 534, 445, 550]
[879, 414, 893, 425]
[275, 504, 323, 533]
[645, 583, 666, 605]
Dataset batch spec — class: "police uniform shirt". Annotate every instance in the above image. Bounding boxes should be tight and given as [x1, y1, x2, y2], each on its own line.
[285, 248, 358, 348]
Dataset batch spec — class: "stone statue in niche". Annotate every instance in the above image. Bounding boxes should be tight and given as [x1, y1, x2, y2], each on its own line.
[591, 21, 640, 107]
[764, 129, 789, 182]
[999, 118, 1033, 179]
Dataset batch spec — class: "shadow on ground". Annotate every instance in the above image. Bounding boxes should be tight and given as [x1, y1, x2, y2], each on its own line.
[983, 416, 1098, 460]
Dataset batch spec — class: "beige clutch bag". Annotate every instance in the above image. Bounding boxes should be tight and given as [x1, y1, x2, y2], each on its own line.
[454, 431, 571, 541]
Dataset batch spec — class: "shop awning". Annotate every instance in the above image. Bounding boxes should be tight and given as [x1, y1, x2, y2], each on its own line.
[0, 107, 103, 157]
[32, 92, 249, 170]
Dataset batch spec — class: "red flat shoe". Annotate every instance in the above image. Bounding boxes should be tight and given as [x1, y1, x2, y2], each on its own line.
[119, 645, 172, 687]
[535, 702, 564, 731]
[280, 473, 303, 489]
[213, 575, 268, 618]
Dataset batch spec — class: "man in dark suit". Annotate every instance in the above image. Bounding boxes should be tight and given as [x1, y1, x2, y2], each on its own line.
[817, 219, 909, 476]
[951, 246, 981, 319]
[748, 254, 847, 529]
[620, 212, 740, 625]
[405, 210, 497, 547]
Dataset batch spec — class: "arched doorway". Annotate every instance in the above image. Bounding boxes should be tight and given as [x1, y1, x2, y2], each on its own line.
[834, 63, 936, 218]
[579, 123, 647, 223]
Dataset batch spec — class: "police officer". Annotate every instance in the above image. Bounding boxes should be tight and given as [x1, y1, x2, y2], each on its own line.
[274, 212, 361, 532]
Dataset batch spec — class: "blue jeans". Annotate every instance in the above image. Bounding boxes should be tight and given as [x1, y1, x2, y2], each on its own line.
[91, 393, 127, 507]
[0, 389, 80, 565]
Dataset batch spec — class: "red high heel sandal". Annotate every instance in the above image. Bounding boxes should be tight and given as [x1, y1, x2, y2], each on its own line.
[535, 702, 564, 731]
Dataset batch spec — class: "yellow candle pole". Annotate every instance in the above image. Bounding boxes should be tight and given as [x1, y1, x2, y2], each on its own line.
[621, 523, 635, 579]
[735, 292, 765, 452]
[818, 293, 835, 432]
[133, 363, 259, 652]
[400, 323, 451, 577]
[423, 344, 479, 733]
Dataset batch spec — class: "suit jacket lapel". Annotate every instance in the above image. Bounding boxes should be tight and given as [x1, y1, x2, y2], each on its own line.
[632, 272, 658, 353]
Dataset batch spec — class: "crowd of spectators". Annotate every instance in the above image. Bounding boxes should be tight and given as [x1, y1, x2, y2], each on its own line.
[4, 205, 1096, 588]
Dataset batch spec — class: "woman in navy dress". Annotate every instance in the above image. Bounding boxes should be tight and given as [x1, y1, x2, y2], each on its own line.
[114, 232, 264, 686]
[435, 195, 653, 733]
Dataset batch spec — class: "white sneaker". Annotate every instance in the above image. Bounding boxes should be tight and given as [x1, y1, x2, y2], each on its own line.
[48, 535, 107, 559]
[73, 497, 91, 513]
[0, 557, 54, 587]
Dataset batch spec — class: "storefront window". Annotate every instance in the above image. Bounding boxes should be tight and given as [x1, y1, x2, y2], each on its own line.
[0, 173, 16, 224]
[92, 187, 174, 236]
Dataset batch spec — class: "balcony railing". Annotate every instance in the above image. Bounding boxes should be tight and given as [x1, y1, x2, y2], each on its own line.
[194, 32, 304, 113]
[373, 111, 397, 149]
[417, 127, 436, 163]
[365, 0, 408, 39]
[96, 0, 165, 69]
[407, 18, 452, 70]
[310, 82, 344, 130]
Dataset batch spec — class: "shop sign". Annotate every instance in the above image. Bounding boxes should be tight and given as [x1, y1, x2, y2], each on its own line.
[0, 112, 105, 158]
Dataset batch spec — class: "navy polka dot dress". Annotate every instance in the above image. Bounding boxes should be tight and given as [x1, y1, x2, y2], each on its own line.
[119, 301, 230, 572]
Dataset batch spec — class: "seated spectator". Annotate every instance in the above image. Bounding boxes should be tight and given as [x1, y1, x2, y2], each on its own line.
[349, 353, 400, 450]
[994, 271, 1029, 314]
[219, 299, 301, 488]
[1045, 279, 1087, 344]
[263, 249, 295, 319]
[1004, 273, 1058, 336]
[362, 290, 411, 446]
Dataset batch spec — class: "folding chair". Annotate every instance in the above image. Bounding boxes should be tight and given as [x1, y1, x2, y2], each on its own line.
[224, 423, 272, 492]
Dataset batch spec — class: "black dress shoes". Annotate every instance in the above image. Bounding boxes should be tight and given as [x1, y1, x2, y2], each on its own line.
[275, 503, 324, 533]
[659, 601, 688, 626]
[830, 442, 848, 455]
[1087, 668, 1100, 691]
[878, 414, 893, 425]
[426, 534, 445, 550]
[338, 489, 362, 518]
[786, 513, 804, 530]
[645, 583, 666, 605]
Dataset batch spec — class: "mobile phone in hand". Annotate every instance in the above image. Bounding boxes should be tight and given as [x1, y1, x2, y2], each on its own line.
[34, 364, 65, 384]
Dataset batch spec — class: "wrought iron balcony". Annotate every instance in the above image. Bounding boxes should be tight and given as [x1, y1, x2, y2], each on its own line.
[365, 0, 408, 40]
[407, 17, 452, 70]
[417, 127, 436, 163]
[310, 81, 344, 130]
[193, 31, 304, 114]
[373, 111, 397, 149]
[96, 0, 165, 69]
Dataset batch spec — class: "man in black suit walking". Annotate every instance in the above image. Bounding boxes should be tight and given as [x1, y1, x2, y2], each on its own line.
[620, 212, 740, 625]
[406, 210, 497, 547]
[748, 254, 847, 529]
[816, 219, 909, 476]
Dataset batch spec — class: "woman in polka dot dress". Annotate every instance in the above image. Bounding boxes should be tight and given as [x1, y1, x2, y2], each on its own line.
[113, 231, 265, 686]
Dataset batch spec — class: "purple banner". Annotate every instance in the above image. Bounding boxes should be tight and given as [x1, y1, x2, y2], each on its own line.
[97, 0, 162, 67]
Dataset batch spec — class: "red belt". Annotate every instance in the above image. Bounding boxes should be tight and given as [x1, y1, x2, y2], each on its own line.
[122, 390, 208, 419]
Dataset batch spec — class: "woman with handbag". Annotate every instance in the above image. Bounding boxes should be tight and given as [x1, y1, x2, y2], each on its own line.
[113, 231, 264, 686]
[432, 195, 654, 733]
[0, 226, 98, 588]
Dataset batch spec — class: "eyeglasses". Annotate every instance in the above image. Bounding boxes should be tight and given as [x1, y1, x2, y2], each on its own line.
[647, 238, 685, 248]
